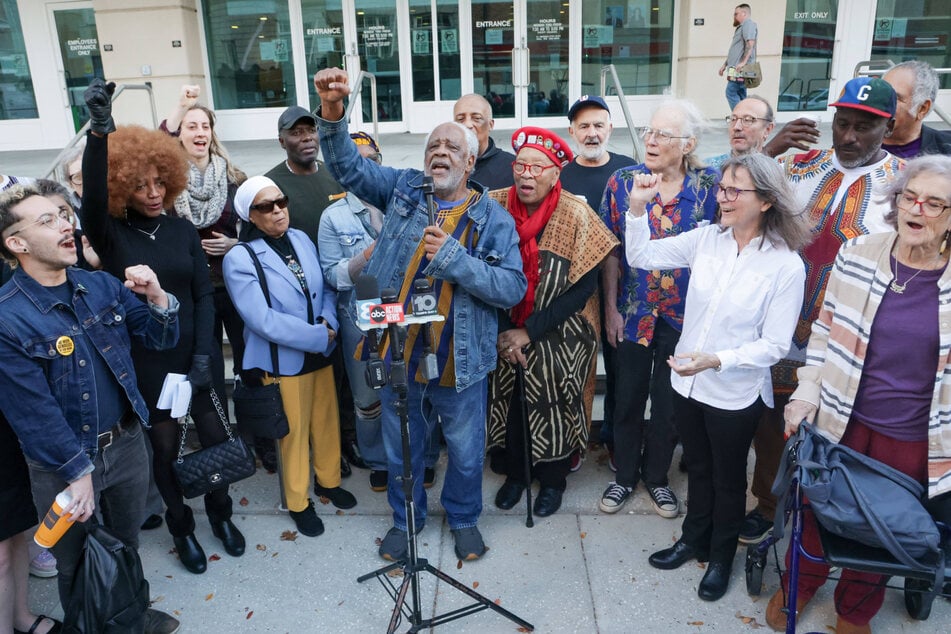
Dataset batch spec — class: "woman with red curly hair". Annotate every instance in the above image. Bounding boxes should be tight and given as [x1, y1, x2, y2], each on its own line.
[79, 81, 245, 575]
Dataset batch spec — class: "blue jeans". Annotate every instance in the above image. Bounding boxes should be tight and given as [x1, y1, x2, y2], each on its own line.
[380, 379, 486, 531]
[726, 79, 747, 111]
[27, 423, 150, 605]
[340, 319, 441, 471]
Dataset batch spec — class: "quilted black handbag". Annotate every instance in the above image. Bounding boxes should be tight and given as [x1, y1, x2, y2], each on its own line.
[231, 243, 290, 439]
[173, 388, 256, 499]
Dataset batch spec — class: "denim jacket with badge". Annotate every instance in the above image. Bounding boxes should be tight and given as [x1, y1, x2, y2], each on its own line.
[0, 267, 179, 482]
[317, 114, 527, 390]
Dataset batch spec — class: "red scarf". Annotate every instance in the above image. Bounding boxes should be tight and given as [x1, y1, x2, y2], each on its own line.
[507, 180, 562, 326]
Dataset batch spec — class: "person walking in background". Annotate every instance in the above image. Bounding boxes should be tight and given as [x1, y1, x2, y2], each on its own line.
[718, 4, 757, 111]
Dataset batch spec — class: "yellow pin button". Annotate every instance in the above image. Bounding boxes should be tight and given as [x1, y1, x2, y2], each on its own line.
[56, 336, 75, 356]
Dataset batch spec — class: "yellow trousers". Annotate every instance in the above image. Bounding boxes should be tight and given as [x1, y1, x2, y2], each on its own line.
[265, 366, 340, 512]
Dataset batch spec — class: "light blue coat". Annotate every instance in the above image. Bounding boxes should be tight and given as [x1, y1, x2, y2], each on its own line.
[223, 228, 338, 375]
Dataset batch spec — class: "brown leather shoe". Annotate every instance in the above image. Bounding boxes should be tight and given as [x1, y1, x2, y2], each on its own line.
[765, 588, 810, 631]
[834, 616, 871, 633]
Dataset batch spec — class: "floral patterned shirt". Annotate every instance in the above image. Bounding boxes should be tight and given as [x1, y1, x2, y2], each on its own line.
[600, 163, 719, 345]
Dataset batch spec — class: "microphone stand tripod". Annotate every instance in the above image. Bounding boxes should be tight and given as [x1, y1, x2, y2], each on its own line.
[357, 316, 534, 633]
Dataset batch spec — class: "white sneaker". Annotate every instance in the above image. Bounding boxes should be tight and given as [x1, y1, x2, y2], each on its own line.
[599, 482, 633, 514]
[648, 486, 679, 519]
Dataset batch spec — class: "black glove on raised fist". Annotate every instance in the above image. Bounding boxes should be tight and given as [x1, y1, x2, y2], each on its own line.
[187, 354, 213, 390]
[83, 78, 116, 135]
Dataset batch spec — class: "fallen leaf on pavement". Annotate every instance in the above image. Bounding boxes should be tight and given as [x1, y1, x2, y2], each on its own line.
[205, 593, 214, 601]
[472, 581, 479, 588]
[209, 554, 221, 562]
[318, 496, 330, 505]
[456, 560, 462, 569]
[256, 544, 267, 551]
[687, 621, 703, 626]
[280, 530, 298, 541]
[580, 532, 587, 539]
[239, 497, 249, 506]
[246, 611, 253, 619]
[734, 612, 763, 629]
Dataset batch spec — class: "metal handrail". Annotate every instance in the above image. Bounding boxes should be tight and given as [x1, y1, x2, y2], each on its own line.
[342, 69, 379, 146]
[600, 64, 642, 163]
[853, 58, 951, 127]
[43, 83, 158, 178]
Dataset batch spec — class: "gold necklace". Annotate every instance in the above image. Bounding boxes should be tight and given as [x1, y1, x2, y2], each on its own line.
[889, 252, 940, 294]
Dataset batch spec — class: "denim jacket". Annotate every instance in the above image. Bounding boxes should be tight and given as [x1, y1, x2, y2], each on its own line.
[0, 267, 179, 482]
[317, 114, 527, 390]
[317, 193, 378, 321]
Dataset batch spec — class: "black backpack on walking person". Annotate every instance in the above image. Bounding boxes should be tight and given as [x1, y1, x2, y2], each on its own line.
[62, 522, 150, 633]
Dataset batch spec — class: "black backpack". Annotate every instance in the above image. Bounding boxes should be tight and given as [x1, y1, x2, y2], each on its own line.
[62, 522, 150, 633]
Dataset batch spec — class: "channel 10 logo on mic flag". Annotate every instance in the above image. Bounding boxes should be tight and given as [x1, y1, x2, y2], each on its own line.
[369, 303, 405, 325]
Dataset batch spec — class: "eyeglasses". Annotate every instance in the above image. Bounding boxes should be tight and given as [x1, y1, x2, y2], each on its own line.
[895, 191, 951, 218]
[8, 207, 74, 236]
[638, 127, 690, 144]
[512, 161, 559, 177]
[68, 172, 83, 186]
[249, 196, 290, 214]
[725, 115, 772, 128]
[716, 184, 758, 202]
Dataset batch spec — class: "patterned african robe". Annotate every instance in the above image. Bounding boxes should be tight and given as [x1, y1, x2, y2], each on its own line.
[486, 190, 618, 463]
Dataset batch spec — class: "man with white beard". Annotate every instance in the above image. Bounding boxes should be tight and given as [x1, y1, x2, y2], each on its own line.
[559, 95, 634, 469]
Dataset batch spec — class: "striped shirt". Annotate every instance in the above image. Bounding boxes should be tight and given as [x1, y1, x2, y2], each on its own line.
[792, 232, 951, 498]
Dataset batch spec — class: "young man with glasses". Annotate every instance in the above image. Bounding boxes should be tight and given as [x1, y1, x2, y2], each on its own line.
[0, 184, 182, 633]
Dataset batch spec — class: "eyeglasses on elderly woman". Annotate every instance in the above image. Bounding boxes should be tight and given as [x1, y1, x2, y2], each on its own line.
[895, 191, 951, 218]
[512, 161, 559, 177]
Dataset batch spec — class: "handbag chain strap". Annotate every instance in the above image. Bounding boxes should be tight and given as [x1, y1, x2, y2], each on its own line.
[176, 386, 235, 464]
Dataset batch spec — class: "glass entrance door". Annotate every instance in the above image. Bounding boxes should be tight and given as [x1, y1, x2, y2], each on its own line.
[50, 4, 103, 132]
[470, 0, 570, 126]
[355, 0, 401, 122]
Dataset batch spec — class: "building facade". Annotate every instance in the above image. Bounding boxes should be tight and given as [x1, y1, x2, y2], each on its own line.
[3, 0, 949, 151]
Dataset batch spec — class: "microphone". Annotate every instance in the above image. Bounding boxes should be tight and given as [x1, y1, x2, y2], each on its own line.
[355, 274, 386, 389]
[369, 287, 405, 326]
[422, 175, 436, 226]
[355, 274, 381, 329]
[412, 279, 439, 380]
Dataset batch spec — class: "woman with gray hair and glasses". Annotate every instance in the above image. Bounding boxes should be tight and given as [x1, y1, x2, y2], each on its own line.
[626, 152, 811, 602]
[768, 154, 951, 633]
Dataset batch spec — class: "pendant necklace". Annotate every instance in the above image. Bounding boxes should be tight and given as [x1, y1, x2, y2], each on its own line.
[890, 252, 936, 294]
[131, 223, 161, 241]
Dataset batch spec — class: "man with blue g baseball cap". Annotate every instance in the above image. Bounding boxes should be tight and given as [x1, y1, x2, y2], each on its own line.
[744, 76, 905, 592]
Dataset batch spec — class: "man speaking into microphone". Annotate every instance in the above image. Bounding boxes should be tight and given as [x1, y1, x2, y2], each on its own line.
[313, 68, 527, 563]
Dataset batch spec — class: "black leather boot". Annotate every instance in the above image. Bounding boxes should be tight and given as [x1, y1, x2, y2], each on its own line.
[210, 519, 246, 557]
[172, 534, 207, 574]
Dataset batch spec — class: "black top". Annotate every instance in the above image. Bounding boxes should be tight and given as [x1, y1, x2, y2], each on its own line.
[472, 137, 516, 190]
[919, 125, 951, 157]
[264, 160, 345, 244]
[560, 152, 636, 213]
[79, 133, 215, 418]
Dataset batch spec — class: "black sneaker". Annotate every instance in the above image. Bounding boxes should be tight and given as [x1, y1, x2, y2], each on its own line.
[369, 470, 388, 492]
[313, 480, 358, 509]
[738, 509, 773, 544]
[598, 482, 632, 514]
[289, 501, 324, 537]
[423, 467, 436, 489]
[647, 486, 679, 518]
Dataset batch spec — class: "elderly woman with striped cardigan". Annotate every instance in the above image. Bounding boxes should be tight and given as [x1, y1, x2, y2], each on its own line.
[773, 154, 951, 634]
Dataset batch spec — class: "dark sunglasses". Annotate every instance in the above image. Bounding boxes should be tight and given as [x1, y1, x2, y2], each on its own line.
[249, 196, 290, 214]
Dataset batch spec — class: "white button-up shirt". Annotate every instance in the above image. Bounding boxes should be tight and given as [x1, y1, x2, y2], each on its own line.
[625, 213, 805, 409]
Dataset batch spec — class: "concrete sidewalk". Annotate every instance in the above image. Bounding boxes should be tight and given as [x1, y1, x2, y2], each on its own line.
[28, 446, 949, 633]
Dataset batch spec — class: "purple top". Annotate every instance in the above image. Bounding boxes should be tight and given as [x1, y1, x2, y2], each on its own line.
[851, 257, 941, 441]
[882, 136, 923, 159]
